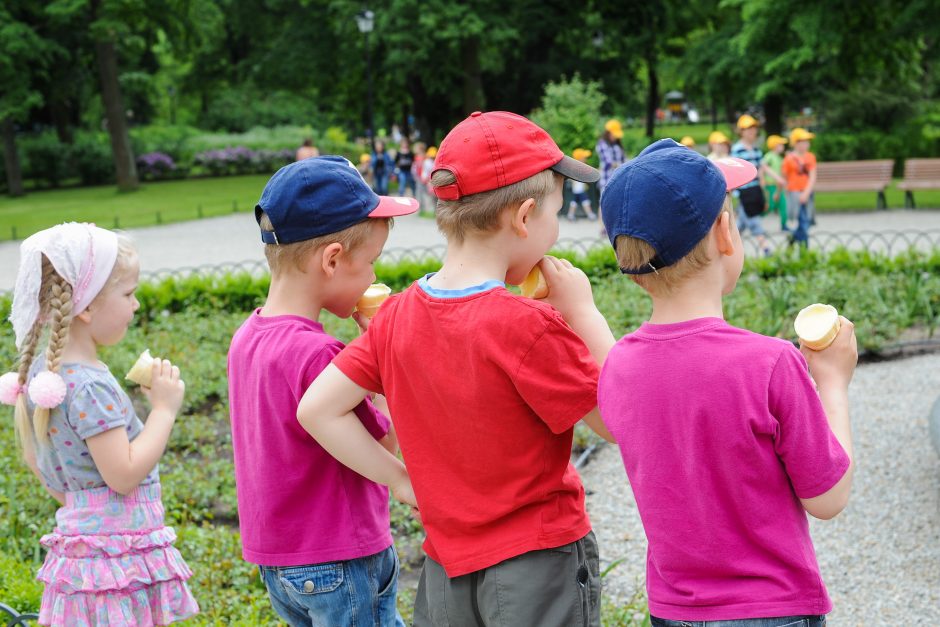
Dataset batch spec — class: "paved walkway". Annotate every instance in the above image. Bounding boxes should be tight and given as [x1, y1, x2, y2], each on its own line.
[2, 209, 940, 290]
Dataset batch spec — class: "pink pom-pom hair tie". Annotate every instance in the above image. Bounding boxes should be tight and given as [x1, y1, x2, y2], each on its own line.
[28, 371, 67, 409]
[0, 372, 22, 406]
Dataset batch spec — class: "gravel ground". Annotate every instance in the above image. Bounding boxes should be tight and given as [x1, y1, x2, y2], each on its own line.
[583, 352, 940, 626]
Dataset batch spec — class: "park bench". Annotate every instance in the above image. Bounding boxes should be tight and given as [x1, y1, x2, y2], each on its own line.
[814, 159, 894, 209]
[898, 158, 940, 209]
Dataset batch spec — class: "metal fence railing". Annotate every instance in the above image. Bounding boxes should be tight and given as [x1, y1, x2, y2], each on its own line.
[134, 229, 940, 282]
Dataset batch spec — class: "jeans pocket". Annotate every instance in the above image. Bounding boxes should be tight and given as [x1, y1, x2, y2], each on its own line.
[377, 548, 400, 598]
[279, 563, 345, 596]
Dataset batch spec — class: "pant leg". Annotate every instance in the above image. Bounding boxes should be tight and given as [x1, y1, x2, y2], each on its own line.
[413, 555, 483, 627]
[476, 531, 601, 627]
[792, 201, 810, 247]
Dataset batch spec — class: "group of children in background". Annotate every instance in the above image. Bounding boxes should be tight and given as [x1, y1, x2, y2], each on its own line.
[3, 109, 855, 627]
[691, 116, 819, 249]
[358, 140, 438, 216]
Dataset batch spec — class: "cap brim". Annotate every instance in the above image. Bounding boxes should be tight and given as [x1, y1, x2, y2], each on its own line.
[712, 157, 758, 191]
[369, 195, 420, 218]
[552, 155, 600, 184]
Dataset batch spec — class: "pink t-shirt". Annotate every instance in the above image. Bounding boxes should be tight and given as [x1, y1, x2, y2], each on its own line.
[598, 318, 850, 621]
[227, 310, 392, 566]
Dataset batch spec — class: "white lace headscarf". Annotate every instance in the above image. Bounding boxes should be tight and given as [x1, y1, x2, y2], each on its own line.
[10, 223, 118, 350]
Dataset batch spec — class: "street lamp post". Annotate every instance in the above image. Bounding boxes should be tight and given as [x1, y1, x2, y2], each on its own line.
[355, 10, 375, 153]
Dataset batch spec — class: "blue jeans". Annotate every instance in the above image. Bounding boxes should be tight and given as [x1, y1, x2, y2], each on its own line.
[651, 616, 826, 627]
[397, 170, 416, 196]
[259, 546, 405, 627]
[737, 210, 766, 236]
[790, 199, 812, 247]
[373, 173, 389, 195]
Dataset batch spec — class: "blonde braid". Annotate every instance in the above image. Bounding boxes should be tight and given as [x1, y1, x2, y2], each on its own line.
[13, 317, 43, 454]
[32, 271, 73, 443]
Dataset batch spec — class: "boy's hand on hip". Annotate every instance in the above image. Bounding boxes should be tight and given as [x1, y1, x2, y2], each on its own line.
[391, 474, 417, 508]
[540, 256, 596, 322]
[801, 316, 858, 391]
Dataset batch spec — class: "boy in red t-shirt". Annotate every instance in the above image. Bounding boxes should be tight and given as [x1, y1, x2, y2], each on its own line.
[297, 111, 616, 626]
[781, 127, 818, 247]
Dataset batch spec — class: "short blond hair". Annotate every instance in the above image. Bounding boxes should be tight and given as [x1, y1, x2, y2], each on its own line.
[430, 169, 560, 243]
[258, 213, 390, 275]
[615, 195, 734, 295]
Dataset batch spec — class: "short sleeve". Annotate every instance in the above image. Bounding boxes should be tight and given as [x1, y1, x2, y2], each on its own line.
[805, 153, 817, 171]
[310, 339, 389, 441]
[333, 330, 384, 396]
[514, 314, 600, 434]
[781, 155, 794, 177]
[768, 345, 850, 499]
[68, 380, 131, 440]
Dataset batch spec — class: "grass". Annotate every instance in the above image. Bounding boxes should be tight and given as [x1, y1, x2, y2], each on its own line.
[0, 175, 271, 241]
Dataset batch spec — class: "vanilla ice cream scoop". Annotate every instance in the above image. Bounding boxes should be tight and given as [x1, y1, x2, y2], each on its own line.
[519, 266, 549, 299]
[794, 304, 841, 351]
[125, 349, 154, 387]
[356, 283, 392, 319]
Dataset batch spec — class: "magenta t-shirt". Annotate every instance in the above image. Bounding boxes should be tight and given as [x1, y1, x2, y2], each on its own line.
[228, 310, 392, 566]
[598, 318, 850, 620]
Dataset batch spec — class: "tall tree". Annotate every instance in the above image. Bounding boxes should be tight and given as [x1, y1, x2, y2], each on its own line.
[0, 3, 51, 196]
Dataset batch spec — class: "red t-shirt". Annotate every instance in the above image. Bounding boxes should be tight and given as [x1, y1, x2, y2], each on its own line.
[333, 283, 599, 577]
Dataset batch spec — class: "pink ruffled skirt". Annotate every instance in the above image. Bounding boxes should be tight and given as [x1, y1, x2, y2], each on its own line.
[37, 483, 199, 626]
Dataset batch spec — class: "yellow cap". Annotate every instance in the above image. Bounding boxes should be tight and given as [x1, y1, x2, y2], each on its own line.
[426, 146, 438, 157]
[572, 148, 592, 161]
[789, 128, 816, 143]
[359, 153, 372, 164]
[604, 119, 624, 139]
[737, 114, 759, 129]
[766, 134, 788, 150]
[679, 136, 695, 147]
[708, 131, 730, 145]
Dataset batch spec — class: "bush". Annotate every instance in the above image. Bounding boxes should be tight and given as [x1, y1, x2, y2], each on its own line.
[20, 132, 72, 188]
[130, 124, 200, 165]
[70, 131, 114, 186]
[530, 74, 606, 161]
[136, 151, 178, 180]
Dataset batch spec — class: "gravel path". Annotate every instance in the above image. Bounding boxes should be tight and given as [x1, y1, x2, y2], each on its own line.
[583, 352, 940, 626]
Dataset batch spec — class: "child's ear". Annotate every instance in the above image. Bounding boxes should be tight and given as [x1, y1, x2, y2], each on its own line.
[509, 198, 537, 237]
[75, 308, 93, 324]
[714, 211, 736, 257]
[318, 243, 345, 277]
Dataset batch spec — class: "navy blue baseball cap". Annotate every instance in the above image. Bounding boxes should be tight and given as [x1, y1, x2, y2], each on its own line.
[255, 155, 418, 244]
[600, 139, 756, 274]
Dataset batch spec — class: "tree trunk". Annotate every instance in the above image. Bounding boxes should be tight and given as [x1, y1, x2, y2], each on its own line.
[2, 118, 25, 197]
[763, 93, 784, 136]
[49, 96, 74, 145]
[95, 38, 138, 191]
[461, 37, 484, 114]
[645, 52, 658, 138]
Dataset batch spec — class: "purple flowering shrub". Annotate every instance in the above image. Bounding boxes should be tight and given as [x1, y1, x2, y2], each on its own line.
[136, 152, 177, 180]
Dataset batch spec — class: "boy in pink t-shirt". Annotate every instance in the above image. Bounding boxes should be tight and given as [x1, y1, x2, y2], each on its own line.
[598, 140, 858, 625]
[227, 156, 417, 626]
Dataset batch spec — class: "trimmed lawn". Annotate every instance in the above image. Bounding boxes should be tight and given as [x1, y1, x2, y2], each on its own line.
[0, 175, 270, 241]
[1, 172, 939, 241]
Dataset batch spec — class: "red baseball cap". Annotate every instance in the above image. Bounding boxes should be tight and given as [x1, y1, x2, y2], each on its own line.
[431, 111, 599, 200]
